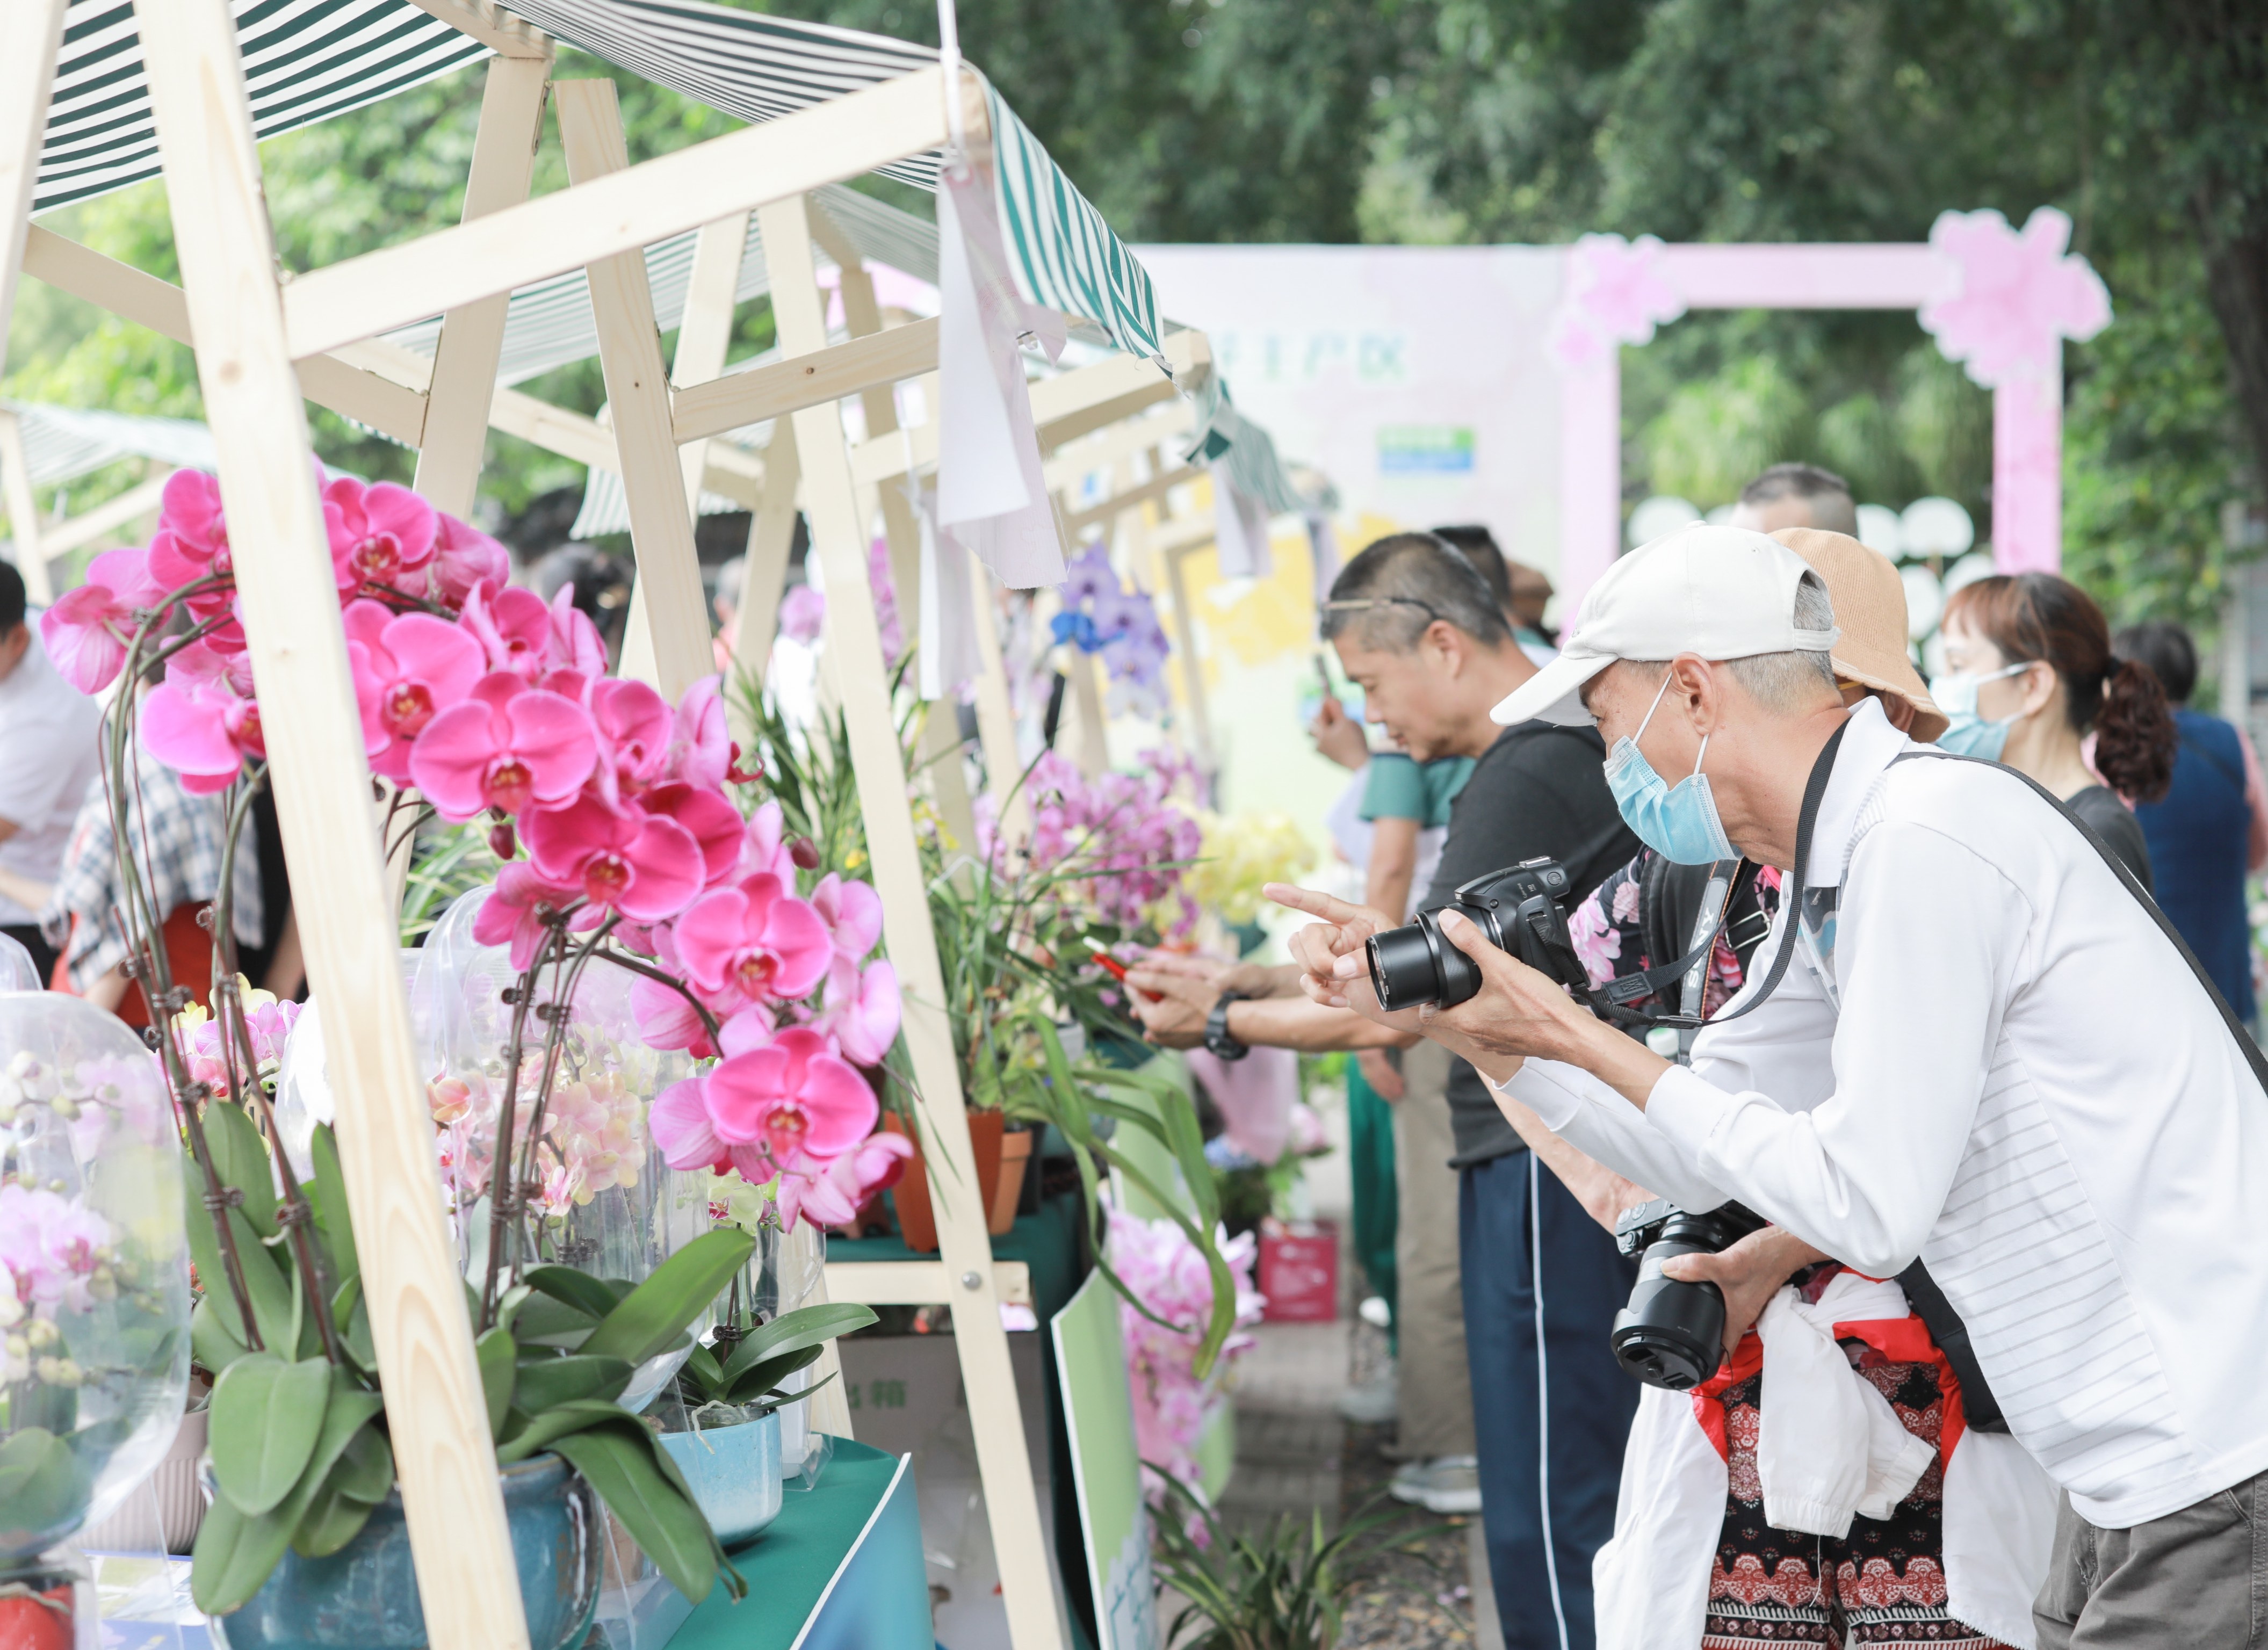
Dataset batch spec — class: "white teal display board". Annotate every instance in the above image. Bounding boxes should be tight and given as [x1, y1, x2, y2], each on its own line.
[1052, 1271, 1161, 1650]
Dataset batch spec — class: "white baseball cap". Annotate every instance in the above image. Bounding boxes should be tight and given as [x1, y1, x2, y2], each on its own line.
[1491, 523, 1841, 726]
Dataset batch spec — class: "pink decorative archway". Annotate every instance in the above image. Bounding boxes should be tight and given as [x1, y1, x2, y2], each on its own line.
[1550, 207, 2111, 604]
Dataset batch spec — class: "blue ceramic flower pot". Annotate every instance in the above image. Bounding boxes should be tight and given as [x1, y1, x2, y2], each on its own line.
[657, 1409, 782, 1549]
[208, 1453, 601, 1650]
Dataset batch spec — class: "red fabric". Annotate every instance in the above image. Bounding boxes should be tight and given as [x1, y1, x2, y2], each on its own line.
[50, 905, 214, 1029]
[1693, 1330, 1766, 1463]
[1691, 1309, 1969, 1466]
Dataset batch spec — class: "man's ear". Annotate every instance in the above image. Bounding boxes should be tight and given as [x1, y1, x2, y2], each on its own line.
[1421, 619, 1465, 677]
[1673, 654, 1723, 734]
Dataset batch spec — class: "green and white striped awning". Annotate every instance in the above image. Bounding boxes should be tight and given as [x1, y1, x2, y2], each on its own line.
[3, 401, 217, 488]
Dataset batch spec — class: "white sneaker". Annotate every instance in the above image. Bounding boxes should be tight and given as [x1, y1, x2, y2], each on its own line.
[1389, 1454, 1482, 1515]
[1359, 1294, 1393, 1329]
[1335, 1366, 1399, 1425]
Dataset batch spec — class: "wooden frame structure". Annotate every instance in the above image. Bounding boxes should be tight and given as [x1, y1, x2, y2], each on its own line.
[2, 7, 1214, 1646]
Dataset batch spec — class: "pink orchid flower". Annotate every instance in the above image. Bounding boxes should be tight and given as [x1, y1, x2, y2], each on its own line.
[672, 873, 832, 1010]
[431, 515, 510, 607]
[472, 863, 584, 971]
[638, 782, 746, 885]
[40, 546, 162, 693]
[735, 799, 800, 887]
[343, 600, 487, 781]
[409, 672, 598, 821]
[808, 872, 884, 964]
[145, 471, 231, 608]
[521, 794, 705, 922]
[546, 585, 609, 678]
[648, 1074, 733, 1175]
[140, 641, 263, 793]
[587, 677, 674, 798]
[663, 677, 731, 790]
[631, 974, 718, 1059]
[706, 1026, 875, 1166]
[326, 475, 437, 597]
[460, 584, 553, 680]
[814, 958, 901, 1067]
[777, 583, 825, 645]
[775, 1131, 914, 1231]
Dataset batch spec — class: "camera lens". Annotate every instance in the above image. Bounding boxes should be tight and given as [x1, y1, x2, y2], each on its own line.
[1367, 924, 1441, 1012]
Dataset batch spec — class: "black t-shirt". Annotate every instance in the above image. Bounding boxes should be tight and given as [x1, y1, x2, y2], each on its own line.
[2067, 784, 2154, 893]
[1416, 721, 1641, 1166]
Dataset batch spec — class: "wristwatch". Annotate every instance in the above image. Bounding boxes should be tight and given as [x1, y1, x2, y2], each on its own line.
[1203, 990, 1250, 1061]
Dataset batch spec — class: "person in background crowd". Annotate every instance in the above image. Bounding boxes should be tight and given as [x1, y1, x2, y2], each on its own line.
[1434, 523, 1558, 660]
[1938, 574, 2174, 887]
[0, 562, 102, 982]
[532, 543, 633, 665]
[1729, 461, 1860, 537]
[1311, 685, 1479, 1453]
[1128, 533, 1641, 1648]
[2112, 619, 2268, 1029]
[712, 553, 746, 675]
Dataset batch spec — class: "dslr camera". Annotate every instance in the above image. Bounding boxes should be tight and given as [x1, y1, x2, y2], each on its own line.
[1608, 1198, 1769, 1391]
[1365, 858, 1592, 1012]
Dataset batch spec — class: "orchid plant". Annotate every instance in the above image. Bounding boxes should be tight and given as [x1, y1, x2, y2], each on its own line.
[40, 468, 908, 1614]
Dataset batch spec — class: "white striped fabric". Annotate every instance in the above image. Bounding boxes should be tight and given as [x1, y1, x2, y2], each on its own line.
[2, 400, 217, 489]
[34, 1, 485, 215]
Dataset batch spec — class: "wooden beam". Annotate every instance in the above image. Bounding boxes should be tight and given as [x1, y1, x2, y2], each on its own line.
[0, 0, 67, 386]
[0, 412, 49, 605]
[760, 191, 1063, 1650]
[554, 80, 709, 699]
[1035, 381, 1178, 452]
[1061, 461, 1202, 540]
[397, 0, 553, 59]
[284, 70, 978, 362]
[1042, 396, 1194, 493]
[728, 421, 798, 701]
[824, 1259, 1032, 1308]
[38, 469, 172, 559]
[412, 55, 551, 515]
[139, 9, 526, 1648]
[965, 547, 1031, 846]
[670, 319, 940, 445]
[671, 213, 749, 506]
[20, 227, 429, 445]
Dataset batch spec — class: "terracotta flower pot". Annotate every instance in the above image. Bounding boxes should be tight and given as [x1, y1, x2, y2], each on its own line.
[988, 1127, 1034, 1235]
[884, 1111, 1009, 1253]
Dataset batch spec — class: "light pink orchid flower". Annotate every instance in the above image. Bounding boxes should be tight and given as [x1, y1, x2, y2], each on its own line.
[663, 677, 731, 790]
[343, 600, 487, 782]
[408, 672, 598, 821]
[775, 1131, 913, 1231]
[431, 515, 510, 607]
[814, 958, 900, 1067]
[808, 872, 884, 963]
[40, 546, 162, 693]
[735, 799, 800, 887]
[546, 585, 609, 679]
[587, 677, 674, 799]
[140, 641, 263, 793]
[460, 584, 554, 680]
[672, 872, 832, 1010]
[325, 475, 437, 597]
[472, 863, 584, 971]
[521, 794, 705, 923]
[145, 471, 232, 611]
[706, 1026, 875, 1166]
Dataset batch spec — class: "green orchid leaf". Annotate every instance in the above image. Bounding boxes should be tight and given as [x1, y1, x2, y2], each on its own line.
[493, 1282, 534, 1338]
[511, 1292, 600, 1350]
[183, 1156, 294, 1354]
[523, 1266, 625, 1321]
[721, 1344, 824, 1407]
[510, 1354, 632, 1413]
[191, 1296, 251, 1377]
[330, 1276, 377, 1374]
[305, 1124, 359, 1291]
[204, 1099, 280, 1240]
[290, 1470, 379, 1559]
[0, 1428, 87, 1534]
[746, 1369, 836, 1416]
[330, 1420, 393, 1505]
[680, 1343, 725, 1399]
[476, 1327, 516, 1439]
[579, 1229, 754, 1366]
[192, 1456, 328, 1617]
[719, 1303, 877, 1385]
[209, 1355, 331, 1517]
[494, 1398, 633, 1465]
[550, 1422, 735, 1605]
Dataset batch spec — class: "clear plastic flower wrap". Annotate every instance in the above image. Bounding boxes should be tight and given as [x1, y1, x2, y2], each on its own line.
[415, 887, 708, 1409]
[0, 995, 192, 1562]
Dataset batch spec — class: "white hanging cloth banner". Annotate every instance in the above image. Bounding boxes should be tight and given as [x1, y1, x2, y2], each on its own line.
[914, 481, 984, 701]
[935, 162, 1068, 590]
[1303, 510, 1341, 597]
[1212, 468, 1273, 580]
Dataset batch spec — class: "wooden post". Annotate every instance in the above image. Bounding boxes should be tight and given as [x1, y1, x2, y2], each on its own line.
[0, 412, 49, 606]
[1162, 533, 1219, 773]
[728, 422, 799, 709]
[553, 80, 710, 699]
[138, 10, 528, 1649]
[411, 54, 552, 517]
[966, 551, 1032, 845]
[759, 190, 1063, 1650]
[672, 213, 750, 508]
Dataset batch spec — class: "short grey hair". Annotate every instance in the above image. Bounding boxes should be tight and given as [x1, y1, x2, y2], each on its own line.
[1740, 463, 1858, 536]
[1624, 570, 1840, 712]
[1320, 533, 1514, 652]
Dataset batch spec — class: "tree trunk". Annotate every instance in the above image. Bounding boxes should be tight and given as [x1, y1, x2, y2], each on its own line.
[2196, 216, 2268, 498]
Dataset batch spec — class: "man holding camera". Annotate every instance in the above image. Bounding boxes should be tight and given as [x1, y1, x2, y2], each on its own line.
[1127, 531, 1641, 1650]
[1285, 524, 2268, 1647]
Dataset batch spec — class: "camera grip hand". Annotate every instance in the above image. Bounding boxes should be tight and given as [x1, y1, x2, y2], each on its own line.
[1660, 1228, 1830, 1358]
[1424, 908, 1595, 1061]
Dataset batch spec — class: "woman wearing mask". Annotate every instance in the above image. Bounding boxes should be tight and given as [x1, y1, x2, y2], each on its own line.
[1935, 573, 2175, 886]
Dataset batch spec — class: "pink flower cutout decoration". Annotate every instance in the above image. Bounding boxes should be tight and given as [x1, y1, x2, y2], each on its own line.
[1549, 234, 1686, 371]
[408, 672, 598, 821]
[1919, 207, 2111, 388]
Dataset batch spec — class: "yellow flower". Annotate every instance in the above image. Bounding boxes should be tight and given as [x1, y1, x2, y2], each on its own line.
[1181, 811, 1317, 925]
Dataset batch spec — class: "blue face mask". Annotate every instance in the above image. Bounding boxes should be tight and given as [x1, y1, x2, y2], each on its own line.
[1928, 663, 2028, 761]
[1604, 673, 1737, 865]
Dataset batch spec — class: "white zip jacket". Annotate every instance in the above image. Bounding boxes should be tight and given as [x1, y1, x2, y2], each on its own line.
[1507, 696, 2268, 1529]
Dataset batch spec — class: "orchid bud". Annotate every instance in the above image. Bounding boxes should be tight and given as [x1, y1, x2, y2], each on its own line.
[789, 836, 821, 871]
[488, 820, 518, 861]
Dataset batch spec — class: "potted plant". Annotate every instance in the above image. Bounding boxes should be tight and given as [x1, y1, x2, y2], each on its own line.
[656, 1300, 878, 1545]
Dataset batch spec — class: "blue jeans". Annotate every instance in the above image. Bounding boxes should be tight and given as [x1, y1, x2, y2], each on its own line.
[1461, 1150, 1639, 1650]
